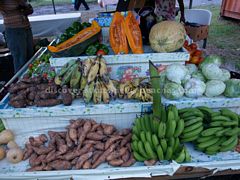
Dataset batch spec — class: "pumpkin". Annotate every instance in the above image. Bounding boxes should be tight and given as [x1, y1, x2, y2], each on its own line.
[48, 21, 101, 56]
[109, 12, 129, 54]
[124, 11, 144, 54]
[149, 21, 186, 53]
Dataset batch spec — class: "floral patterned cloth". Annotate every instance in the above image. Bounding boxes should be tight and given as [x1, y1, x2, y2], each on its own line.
[154, 0, 176, 20]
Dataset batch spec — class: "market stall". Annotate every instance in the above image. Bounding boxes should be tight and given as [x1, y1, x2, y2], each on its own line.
[0, 10, 240, 180]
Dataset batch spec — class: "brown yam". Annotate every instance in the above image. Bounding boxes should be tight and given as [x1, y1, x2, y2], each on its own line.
[90, 124, 100, 132]
[44, 150, 57, 163]
[75, 152, 93, 169]
[118, 128, 131, 136]
[36, 99, 62, 107]
[9, 100, 27, 108]
[120, 133, 132, 147]
[82, 159, 92, 169]
[106, 147, 127, 161]
[105, 135, 123, 150]
[32, 146, 53, 155]
[23, 143, 33, 160]
[108, 159, 124, 167]
[49, 160, 72, 170]
[144, 159, 157, 166]
[102, 124, 115, 135]
[66, 131, 74, 148]
[92, 151, 103, 164]
[27, 165, 45, 172]
[69, 128, 78, 145]
[122, 150, 130, 162]
[86, 132, 106, 141]
[94, 143, 105, 151]
[121, 155, 136, 167]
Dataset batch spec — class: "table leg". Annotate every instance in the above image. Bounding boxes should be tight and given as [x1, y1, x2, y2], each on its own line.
[189, 0, 193, 9]
[52, 0, 56, 14]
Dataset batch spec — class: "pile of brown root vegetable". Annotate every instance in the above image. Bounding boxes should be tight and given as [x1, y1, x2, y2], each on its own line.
[23, 119, 135, 171]
[8, 75, 72, 108]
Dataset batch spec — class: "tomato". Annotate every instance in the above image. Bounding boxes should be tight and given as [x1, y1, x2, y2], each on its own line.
[96, 49, 106, 55]
[194, 49, 203, 57]
[28, 64, 33, 69]
[183, 40, 189, 47]
[190, 56, 201, 64]
[42, 73, 48, 78]
[189, 43, 197, 50]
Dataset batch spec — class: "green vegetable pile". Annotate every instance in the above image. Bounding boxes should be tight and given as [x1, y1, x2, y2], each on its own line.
[85, 42, 109, 56]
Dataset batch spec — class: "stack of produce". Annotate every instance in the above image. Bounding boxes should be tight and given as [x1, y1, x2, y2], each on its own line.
[110, 11, 143, 54]
[85, 42, 109, 56]
[55, 55, 118, 104]
[23, 119, 135, 171]
[0, 130, 23, 164]
[179, 108, 204, 142]
[179, 106, 240, 155]
[118, 78, 152, 102]
[183, 41, 203, 65]
[161, 55, 240, 100]
[8, 76, 64, 108]
[131, 105, 191, 164]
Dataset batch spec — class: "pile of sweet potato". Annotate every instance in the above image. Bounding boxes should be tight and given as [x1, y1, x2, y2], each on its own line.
[23, 119, 135, 171]
[8, 75, 72, 108]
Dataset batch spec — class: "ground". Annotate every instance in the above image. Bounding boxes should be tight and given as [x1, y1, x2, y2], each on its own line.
[2, 0, 240, 71]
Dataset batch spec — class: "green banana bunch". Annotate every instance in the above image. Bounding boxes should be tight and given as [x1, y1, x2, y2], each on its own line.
[83, 81, 95, 103]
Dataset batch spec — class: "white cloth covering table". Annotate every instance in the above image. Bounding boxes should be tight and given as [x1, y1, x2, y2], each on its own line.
[0, 13, 81, 37]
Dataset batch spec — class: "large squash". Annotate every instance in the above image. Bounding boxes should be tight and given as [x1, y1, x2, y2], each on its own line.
[48, 21, 101, 56]
[149, 21, 186, 53]
[124, 11, 144, 54]
[109, 12, 129, 54]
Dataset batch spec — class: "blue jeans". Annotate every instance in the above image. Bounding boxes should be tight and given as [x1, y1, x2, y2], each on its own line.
[5, 27, 34, 73]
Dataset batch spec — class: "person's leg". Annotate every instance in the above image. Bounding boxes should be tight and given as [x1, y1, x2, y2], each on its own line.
[5, 28, 27, 73]
[74, 0, 80, 10]
[80, 0, 89, 10]
[26, 28, 34, 60]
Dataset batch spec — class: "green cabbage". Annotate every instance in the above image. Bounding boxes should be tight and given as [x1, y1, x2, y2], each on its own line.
[199, 55, 223, 69]
[205, 80, 226, 97]
[163, 82, 184, 100]
[202, 64, 223, 80]
[192, 71, 206, 82]
[166, 64, 188, 84]
[220, 69, 231, 82]
[186, 64, 198, 75]
[224, 79, 240, 97]
[184, 78, 206, 98]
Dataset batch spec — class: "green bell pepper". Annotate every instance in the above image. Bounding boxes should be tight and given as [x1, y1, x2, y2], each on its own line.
[85, 45, 98, 55]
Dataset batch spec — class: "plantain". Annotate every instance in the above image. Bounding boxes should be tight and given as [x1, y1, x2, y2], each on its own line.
[60, 64, 77, 86]
[58, 59, 77, 77]
[99, 56, 108, 77]
[83, 58, 94, 76]
[87, 58, 100, 83]
[93, 80, 102, 104]
[105, 79, 118, 98]
[70, 64, 81, 89]
[101, 82, 110, 104]
[79, 76, 87, 91]
[83, 81, 95, 103]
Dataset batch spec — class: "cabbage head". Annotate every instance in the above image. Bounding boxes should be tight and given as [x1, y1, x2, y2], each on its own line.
[224, 79, 240, 97]
[220, 69, 230, 82]
[202, 64, 223, 80]
[166, 64, 188, 84]
[184, 78, 206, 98]
[205, 80, 226, 97]
[199, 55, 223, 69]
[163, 82, 184, 100]
[186, 64, 198, 75]
[192, 71, 206, 82]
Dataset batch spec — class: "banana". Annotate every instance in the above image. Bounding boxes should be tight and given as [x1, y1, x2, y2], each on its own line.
[211, 116, 231, 121]
[184, 117, 203, 127]
[99, 56, 108, 77]
[173, 137, 180, 152]
[174, 148, 185, 163]
[224, 127, 240, 136]
[160, 139, 167, 154]
[140, 131, 147, 143]
[197, 135, 215, 143]
[183, 122, 203, 134]
[101, 82, 110, 104]
[135, 117, 142, 132]
[179, 107, 197, 114]
[170, 105, 179, 121]
[222, 121, 238, 127]
[132, 134, 139, 142]
[174, 119, 185, 137]
[181, 126, 203, 139]
[93, 80, 102, 104]
[54, 76, 62, 85]
[138, 141, 149, 159]
[184, 116, 202, 122]
[197, 106, 214, 114]
[119, 81, 129, 95]
[184, 147, 191, 162]
[61, 64, 77, 86]
[220, 108, 239, 121]
[70, 64, 81, 89]
[182, 110, 204, 119]
[209, 121, 225, 127]
[181, 134, 199, 143]
[140, 117, 147, 132]
[157, 145, 164, 160]
[152, 134, 160, 148]
[220, 137, 238, 152]
[146, 131, 154, 148]
[79, 76, 87, 90]
[222, 135, 238, 146]
[83, 81, 95, 103]
[215, 128, 232, 137]
[105, 79, 118, 98]
[167, 110, 175, 121]
[165, 146, 173, 160]
[168, 137, 175, 147]
[133, 151, 146, 162]
[127, 88, 138, 99]
[58, 59, 77, 77]
[149, 114, 155, 133]
[161, 106, 167, 122]
[210, 112, 221, 117]
[206, 137, 227, 152]
[144, 115, 152, 132]
[153, 119, 160, 134]
[201, 127, 223, 137]
[132, 127, 139, 137]
[197, 137, 220, 149]
[83, 58, 94, 76]
[124, 83, 133, 95]
[132, 141, 139, 152]
[87, 59, 100, 83]
[165, 118, 177, 138]
[158, 122, 166, 139]
[144, 142, 157, 159]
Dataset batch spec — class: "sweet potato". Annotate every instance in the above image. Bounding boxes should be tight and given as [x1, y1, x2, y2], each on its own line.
[27, 165, 45, 172]
[122, 150, 130, 162]
[96, 130, 104, 135]
[77, 121, 92, 149]
[23, 143, 33, 160]
[39, 134, 48, 143]
[36, 99, 62, 107]
[71, 157, 79, 166]
[32, 154, 47, 166]
[90, 124, 100, 132]
[83, 140, 100, 145]
[29, 153, 38, 167]
[29, 136, 45, 147]
[9, 100, 27, 108]
[92, 143, 117, 169]
[66, 131, 74, 148]
[118, 128, 131, 136]
[10, 93, 26, 102]
[9, 82, 32, 93]
[121, 155, 136, 167]
[125, 143, 131, 151]
[75, 152, 93, 169]
[94, 143, 105, 151]
[144, 159, 157, 166]
[48, 131, 57, 139]
[38, 91, 58, 100]
[88, 119, 97, 125]
[105, 136, 123, 150]
[70, 120, 85, 129]
[44, 150, 57, 163]
[43, 164, 53, 171]
[120, 133, 132, 147]
[69, 128, 78, 145]
[108, 159, 124, 167]
[58, 132, 67, 139]
[92, 151, 103, 165]
[102, 124, 115, 135]
[49, 160, 72, 170]
[32, 146, 54, 155]
[86, 132, 106, 141]
[62, 149, 78, 161]
[82, 159, 92, 169]
[106, 147, 127, 161]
